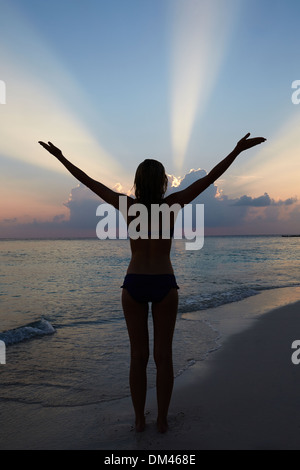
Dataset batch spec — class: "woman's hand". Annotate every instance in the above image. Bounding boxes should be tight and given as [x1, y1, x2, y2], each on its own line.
[38, 141, 64, 159]
[236, 133, 266, 153]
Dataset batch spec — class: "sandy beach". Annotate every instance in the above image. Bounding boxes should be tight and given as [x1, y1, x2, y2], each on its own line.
[1, 286, 300, 450]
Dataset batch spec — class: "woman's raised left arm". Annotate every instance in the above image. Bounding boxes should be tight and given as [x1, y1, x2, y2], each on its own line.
[39, 141, 123, 209]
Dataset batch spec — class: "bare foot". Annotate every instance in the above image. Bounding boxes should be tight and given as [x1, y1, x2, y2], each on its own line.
[157, 417, 168, 433]
[135, 416, 146, 432]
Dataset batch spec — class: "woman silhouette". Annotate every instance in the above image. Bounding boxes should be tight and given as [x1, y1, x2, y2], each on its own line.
[39, 133, 266, 433]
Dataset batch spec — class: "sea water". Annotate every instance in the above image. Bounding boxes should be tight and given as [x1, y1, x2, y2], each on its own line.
[0, 236, 299, 407]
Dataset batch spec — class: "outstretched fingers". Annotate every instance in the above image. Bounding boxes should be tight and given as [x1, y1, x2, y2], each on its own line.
[38, 141, 63, 157]
[237, 133, 266, 152]
[38, 141, 48, 148]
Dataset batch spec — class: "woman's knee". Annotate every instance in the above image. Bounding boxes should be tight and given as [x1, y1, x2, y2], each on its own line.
[131, 348, 150, 368]
[153, 347, 173, 368]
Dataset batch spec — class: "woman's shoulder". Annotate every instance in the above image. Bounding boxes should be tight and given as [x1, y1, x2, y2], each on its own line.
[162, 192, 183, 207]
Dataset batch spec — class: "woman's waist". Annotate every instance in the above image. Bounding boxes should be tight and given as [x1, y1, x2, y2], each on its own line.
[127, 256, 174, 275]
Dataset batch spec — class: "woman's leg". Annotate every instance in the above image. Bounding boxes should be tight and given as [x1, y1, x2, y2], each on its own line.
[122, 288, 149, 431]
[152, 288, 178, 433]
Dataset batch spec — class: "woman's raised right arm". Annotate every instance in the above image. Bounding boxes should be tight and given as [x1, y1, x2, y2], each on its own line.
[166, 133, 266, 207]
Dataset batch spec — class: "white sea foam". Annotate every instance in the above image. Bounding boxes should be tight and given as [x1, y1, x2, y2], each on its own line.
[0, 319, 55, 346]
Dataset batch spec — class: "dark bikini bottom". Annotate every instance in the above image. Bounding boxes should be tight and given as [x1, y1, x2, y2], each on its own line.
[121, 273, 179, 303]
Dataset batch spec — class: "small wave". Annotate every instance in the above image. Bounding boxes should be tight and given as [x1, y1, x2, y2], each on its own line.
[178, 287, 260, 313]
[0, 319, 55, 346]
[178, 283, 300, 314]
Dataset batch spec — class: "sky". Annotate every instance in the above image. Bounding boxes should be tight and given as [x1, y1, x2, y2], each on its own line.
[1, 0, 300, 237]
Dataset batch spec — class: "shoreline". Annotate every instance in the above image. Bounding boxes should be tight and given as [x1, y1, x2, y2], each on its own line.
[1, 286, 300, 450]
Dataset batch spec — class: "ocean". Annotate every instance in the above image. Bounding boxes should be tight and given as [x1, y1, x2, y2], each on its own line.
[0, 236, 299, 408]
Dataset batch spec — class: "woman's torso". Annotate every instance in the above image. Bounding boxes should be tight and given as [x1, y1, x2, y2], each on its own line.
[127, 238, 174, 274]
[125, 197, 175, 275]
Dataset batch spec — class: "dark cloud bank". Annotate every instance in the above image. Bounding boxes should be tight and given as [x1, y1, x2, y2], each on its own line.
[1, 169, 298, 238]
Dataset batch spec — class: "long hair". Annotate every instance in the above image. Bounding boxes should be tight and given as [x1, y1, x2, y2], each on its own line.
[134, 159, 168, 208]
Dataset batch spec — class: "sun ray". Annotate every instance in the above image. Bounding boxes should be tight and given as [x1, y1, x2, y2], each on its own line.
[229, 113, 300, 200]
[169, 0, 239, 172]
[0, 1, 128, 189]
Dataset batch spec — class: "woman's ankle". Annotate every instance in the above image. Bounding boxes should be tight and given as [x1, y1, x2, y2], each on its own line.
[135, 415, 146, 432]
[156, 416, 168, 433]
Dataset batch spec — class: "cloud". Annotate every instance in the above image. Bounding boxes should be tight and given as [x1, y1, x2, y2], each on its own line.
[3, 217, 17, 224]
[167, 169, 299, 234]
[233, 193, 297, 207]
[63, 185, 103, 231]
[1, 169, 299, 238]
